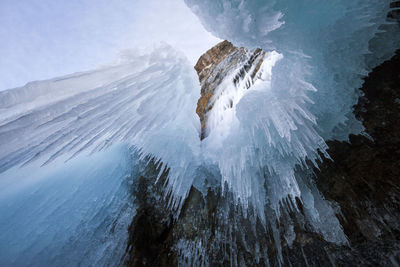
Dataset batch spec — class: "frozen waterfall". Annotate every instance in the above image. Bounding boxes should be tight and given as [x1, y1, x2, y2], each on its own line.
[1, 0, 400, 265]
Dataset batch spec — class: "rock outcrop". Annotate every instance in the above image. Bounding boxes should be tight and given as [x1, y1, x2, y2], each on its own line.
[194, 40, 266, 139]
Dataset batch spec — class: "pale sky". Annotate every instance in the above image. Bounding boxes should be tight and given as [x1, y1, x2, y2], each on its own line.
[0, 0, 221, 91]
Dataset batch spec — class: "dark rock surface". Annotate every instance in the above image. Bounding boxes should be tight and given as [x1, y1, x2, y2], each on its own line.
[388, 1, 400, 20]
[315, 49, 400, 266]
[125, 161, 176, 267]
[277, 50, 400, 266]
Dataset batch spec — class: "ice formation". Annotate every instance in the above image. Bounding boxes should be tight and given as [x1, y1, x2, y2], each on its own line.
[0, 0, 400, 265]
[0, 145, 136, 266]
[0, 45, 202, 265]
[185, 0, 400, 221]
[0, 44, 201, 209]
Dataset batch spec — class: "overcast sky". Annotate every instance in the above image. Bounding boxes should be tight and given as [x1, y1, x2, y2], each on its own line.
[0, 0, 220, 91]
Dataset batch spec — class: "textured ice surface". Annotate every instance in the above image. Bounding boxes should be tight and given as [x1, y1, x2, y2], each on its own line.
[186, 0, 400, 226]
[186, 0, 400, 139]
[0, 44, 201, 210]
[0, 144, 136, 266]
[198, 47, 347, 247]
[0, 45, 202, 264]
[1, 1, 400, 264]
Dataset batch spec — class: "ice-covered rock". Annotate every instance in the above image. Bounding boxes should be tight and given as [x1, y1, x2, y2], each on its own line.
[195, 40, 267, 139]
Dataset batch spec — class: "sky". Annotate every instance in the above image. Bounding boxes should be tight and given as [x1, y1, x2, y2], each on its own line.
[0, 0, 221, 91]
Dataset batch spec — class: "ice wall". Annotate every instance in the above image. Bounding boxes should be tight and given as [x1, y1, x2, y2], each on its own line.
[0, 145, 136, 266]
[0, 44, 203, 264]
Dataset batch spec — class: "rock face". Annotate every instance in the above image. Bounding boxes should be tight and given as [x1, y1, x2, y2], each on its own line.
[388, 1, 400, 20]
[314, 49, 400, 265]
[126, 47, 400, 266]
[194, 40, 266, 139]
[125, 160, 176, 267]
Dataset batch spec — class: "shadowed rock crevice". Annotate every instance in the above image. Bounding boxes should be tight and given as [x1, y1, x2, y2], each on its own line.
[126, 162, 176, 267]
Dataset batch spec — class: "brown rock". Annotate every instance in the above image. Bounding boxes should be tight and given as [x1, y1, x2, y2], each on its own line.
[194, 40, 266, 139]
